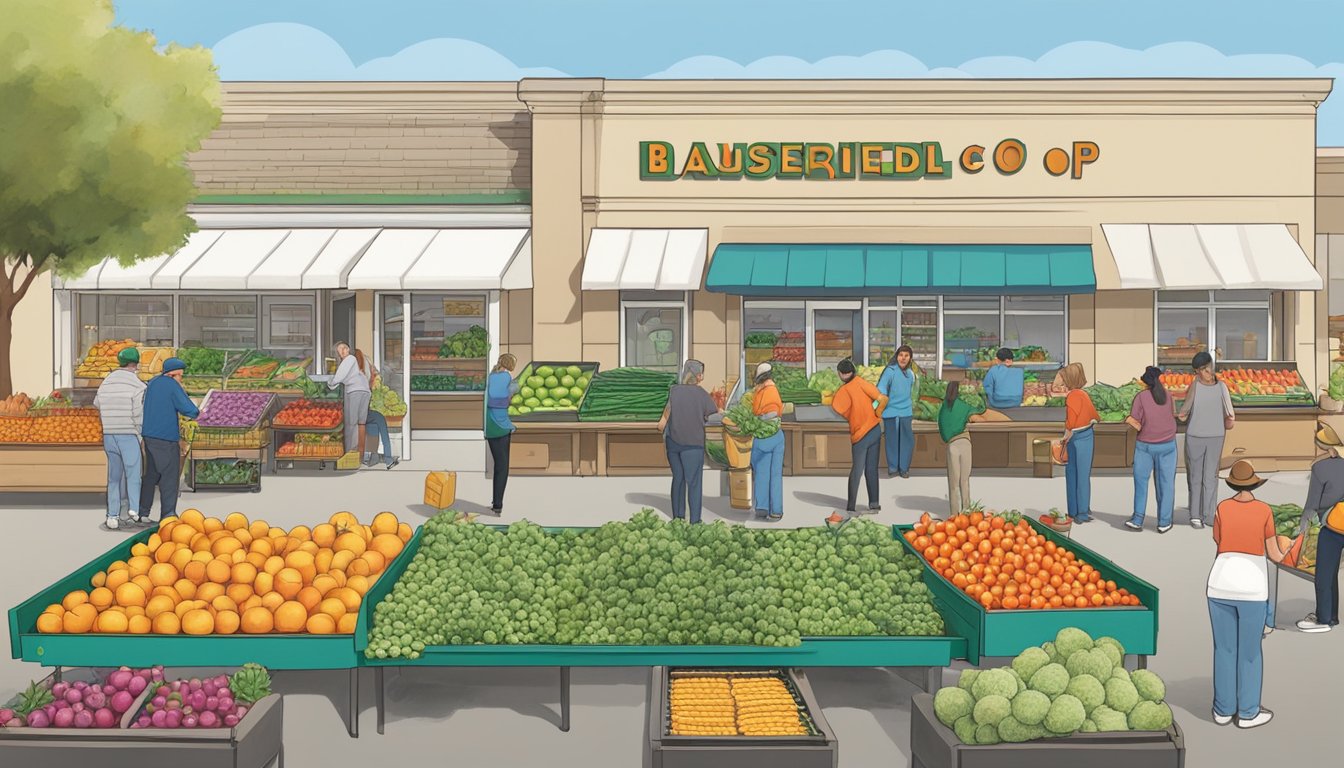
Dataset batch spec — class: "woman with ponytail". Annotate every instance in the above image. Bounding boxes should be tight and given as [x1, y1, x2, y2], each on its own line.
[1126, 365, 1179, 532]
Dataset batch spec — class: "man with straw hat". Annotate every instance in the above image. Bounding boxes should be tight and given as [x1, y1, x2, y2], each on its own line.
[1207, 459, 1289, 728]
[1295, 422, 1344, 633]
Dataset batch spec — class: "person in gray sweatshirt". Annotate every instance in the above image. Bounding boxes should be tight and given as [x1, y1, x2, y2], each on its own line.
[1177, 351, 1235, 529]
[93, 347, 146, 530]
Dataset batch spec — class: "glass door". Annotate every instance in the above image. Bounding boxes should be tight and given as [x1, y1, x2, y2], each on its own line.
[899, 299, 940, 375]
[376, 293, 410, 461]
[807, 301, 862, 373]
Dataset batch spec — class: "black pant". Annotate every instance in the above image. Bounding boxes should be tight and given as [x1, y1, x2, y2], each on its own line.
[487, 434, 511, 509]
[847, 425, 882, 511]
[1315, 525, 1344, 625]
[665, 437, 706, 524]
[139, 437, 181, 520]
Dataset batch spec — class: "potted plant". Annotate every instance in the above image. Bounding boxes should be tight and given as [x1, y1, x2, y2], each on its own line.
[1038, 507, 1073, 533]
[1320, 364, 1344, 412]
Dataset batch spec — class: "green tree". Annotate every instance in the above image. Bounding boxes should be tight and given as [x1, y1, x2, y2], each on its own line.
[0, 0, 221, 397]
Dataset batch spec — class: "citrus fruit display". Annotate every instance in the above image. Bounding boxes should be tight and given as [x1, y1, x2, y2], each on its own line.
[36, 509, 414, 636]
[902, 511, 1143, 611]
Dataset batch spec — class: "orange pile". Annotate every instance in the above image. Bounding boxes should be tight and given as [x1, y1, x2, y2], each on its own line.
[902, 511, 1142, 611]
[36, 509, 413, 636]
[0, 417, 32, 443]
[26, 414, 102, 444]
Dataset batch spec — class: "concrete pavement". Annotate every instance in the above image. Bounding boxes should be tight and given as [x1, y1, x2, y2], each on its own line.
[0, 462, 1334, 766]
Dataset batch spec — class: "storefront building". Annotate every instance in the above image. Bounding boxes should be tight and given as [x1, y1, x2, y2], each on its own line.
[6, 78, 1338, 485]
[513, 78, 1331, 473]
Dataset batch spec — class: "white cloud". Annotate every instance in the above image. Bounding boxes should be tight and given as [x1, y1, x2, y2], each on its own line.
[209, 27, 1342, 143]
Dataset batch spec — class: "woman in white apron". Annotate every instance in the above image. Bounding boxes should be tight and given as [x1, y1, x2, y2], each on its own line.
[1207, 460, 1289, 729]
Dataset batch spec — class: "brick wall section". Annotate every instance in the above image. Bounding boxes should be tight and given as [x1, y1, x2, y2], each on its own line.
[189, 82, 531, 195]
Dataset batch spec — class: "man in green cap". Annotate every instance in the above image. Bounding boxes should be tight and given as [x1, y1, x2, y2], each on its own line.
[93, 346, 146, 530]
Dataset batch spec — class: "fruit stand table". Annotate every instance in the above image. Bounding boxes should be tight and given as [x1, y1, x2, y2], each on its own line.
[355, 524, 970, 736]
[0, 444, 106, 492]
[895, 521, 1160, 666]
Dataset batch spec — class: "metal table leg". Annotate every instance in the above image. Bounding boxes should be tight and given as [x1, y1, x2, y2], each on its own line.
[376, 666, 386, 735]
[348, 667, 359, 738]
[52, 666, 62, 683]
[560, 667, 571, 732]
[1137, 655, 1148, 670]
[925, 667, 943, 693]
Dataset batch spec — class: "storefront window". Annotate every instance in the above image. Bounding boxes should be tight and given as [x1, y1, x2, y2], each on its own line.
[379, 294, 405, 396]
[410, 293, 489, 392]
[943, 297, 1000, 371]
[867, 299, 897, 366]
[179, 296, 258, 351]
[621, 292, 685, 372]
[77, 294, 173, 360]
[1157, 290, 1271, 365]
[812, 306, 861, 371]
[260, 296, 315, 363]
[744, 303, 805, 384]
[900, 299, 939, 372]
[1002, 296, 1066, 365]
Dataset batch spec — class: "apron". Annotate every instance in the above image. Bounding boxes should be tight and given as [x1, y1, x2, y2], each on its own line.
[1206, 552, 1269, 602]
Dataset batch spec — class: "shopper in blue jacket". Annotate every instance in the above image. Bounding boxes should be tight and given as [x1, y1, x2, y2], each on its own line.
[138, 357, 199, 523]
[878, 346, 917, 478]
[982, 347, 1025, 409]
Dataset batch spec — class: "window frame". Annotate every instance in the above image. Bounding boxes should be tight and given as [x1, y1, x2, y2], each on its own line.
[619, 291, 689, 370]
[1153, 290, 1274, 364]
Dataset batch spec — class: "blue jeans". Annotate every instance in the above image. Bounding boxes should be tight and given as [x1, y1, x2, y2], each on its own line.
[883, 416, 914, 474]
[1209, 597, 1267, 719]
[750, 431, 785, 517]
[1065, 427, 1094, 519]
[666, 438, 705, 524]
[365, 410, 394, 464]
[103, 434, 142, 519]
[1131, 439, 1177, 528]
[847, 425, 882, 511]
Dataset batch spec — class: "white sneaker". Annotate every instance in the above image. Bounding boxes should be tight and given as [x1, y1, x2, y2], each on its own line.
[1191, 519, 1204, 529]
[105, 517, 119, 530]
[1213, 711, 1233, 726]
[1296, 619, 1332, 633]
[1263, 626, 1274, 637]
[1236, 709, 1273, 729]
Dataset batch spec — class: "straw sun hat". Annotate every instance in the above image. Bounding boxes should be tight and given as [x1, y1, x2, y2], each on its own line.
[1223, 459, 1267, 491]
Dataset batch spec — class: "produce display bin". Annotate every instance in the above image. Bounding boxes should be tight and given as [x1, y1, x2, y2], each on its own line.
[647, 666, 838, 768]
[0, 691, 283, 768]
[894, 521, 1159, 664]
[510, 361, 601, 422]
[908, 693, 1184, 768]
[0, 666, 151, 731]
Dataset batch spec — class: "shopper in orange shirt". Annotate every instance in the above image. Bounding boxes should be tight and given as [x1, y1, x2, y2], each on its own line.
[749, 363, 787, 520]
[831, 359, 889, 515]
[1057, 362, 1099, 523]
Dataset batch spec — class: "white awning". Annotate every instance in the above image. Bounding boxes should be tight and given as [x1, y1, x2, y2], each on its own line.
[55, 228, 382, 291]
[1101, 224, 1322, 291]
[581, 228, 708, 290]
[346, 228, 532, 290]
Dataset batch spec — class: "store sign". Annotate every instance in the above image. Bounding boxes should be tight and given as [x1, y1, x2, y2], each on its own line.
[639, 140, 1099, 180]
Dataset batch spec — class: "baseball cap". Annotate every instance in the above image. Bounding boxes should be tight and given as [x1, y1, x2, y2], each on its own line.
[161, 357, 187, 374]
[117, 347, 140, 366]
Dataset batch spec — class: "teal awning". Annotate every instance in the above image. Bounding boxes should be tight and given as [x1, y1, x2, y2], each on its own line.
[705, 244, 1096, 296]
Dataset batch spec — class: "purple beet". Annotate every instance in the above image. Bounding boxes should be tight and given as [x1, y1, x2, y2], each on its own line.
[26, 710, 50, 728]
[73, 710, 93, 728]
[198, 710, 219, 728]
[107, 670, 133, 691]
[182, 714, 198, 729]
[164, 710, 183, 728]
[150, 709, 168, 728]
[218, 695, 234, 712]
[54, 707, 75, 728]
[71, 703, 84, 713]
[111, 691, 134, 714]
[205, 696, 218, 711]
[51, 682, 68, 699]
[223, 714, 240, 727]
[136, 715, 151, 728]
[73, 681, 89, 691]
[93, 708, 117, 728]
[84, 690, 106, 710]
[64, 689, 82, 705]
[189, 691, 207, 711]
[42, 704, 57, 720]
[189, 679, 202, 691]
[3, 718, 24, 728]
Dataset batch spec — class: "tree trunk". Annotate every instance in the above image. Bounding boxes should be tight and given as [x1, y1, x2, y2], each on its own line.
[0, 305, 12, 399]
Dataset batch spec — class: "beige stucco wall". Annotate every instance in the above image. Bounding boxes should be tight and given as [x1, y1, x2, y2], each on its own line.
[520, 78, 1330, 390]
[6, 264, 55, 396]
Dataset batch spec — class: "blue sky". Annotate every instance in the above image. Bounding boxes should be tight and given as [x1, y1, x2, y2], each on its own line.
[116, 0, 1344, 143]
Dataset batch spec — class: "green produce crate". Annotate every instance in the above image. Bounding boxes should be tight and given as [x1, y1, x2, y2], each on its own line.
[9, 525, 420, 671]
[894, 521, 1159, 664]
[356, 523, 967, 668]
[510, 361, 601, 422]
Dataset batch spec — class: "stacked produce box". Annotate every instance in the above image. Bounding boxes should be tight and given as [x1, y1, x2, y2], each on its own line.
[576, 368, 677, 422]
[177, 347, 233, 395]
[272, 398, 344, 465]
[507, 362, 598, 421]
[190, 391, 275, 491]
[411, 325, 489, 392]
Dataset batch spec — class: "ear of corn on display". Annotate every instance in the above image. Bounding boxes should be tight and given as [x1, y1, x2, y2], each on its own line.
[667, 670, 816, 737]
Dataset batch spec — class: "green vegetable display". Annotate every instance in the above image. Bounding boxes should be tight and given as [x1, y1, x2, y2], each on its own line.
[366, 511, 944, 659]
[577, 367, 677, 421]
[807, 369, 843, 394]
[704, 441, 729, 467]
[410, 374, 482, 392]
[439, 325, 490, 358]
[371, 381, 408, 417]
[1330, 364, 1344, 401]
[229, 663, 272, 705]
[1272, 503, 1304, 538]
[932, 629, 1176, 744]
[176, 346, 229, 375]
[744, 332, 778, 348]
[194, 459, 261, 486]
[723, 393, 781, 439]
[14, 680, 54, 717]
[1083, 381, 1143, 422]
[509, 363, 593, 416]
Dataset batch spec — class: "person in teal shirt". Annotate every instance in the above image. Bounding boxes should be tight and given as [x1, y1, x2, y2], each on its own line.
[938, 380, 985, 515]
[982, 347, 1025, 409]
[485, 353, 520, 513]
[877, 346, 917, 478]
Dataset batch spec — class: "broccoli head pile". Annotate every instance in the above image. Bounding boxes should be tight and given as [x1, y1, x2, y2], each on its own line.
[933, 628, 1173, 744]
